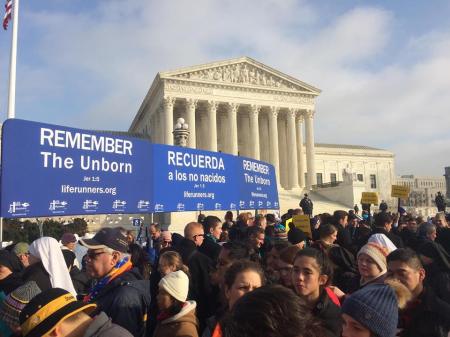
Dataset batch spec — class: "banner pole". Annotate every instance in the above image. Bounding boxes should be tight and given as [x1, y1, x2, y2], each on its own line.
[7, 0, 19, 119]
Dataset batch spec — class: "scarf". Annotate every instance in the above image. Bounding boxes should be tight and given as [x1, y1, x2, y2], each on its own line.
[84, 256, 132, 303]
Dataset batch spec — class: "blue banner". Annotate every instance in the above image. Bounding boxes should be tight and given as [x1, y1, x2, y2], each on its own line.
[1, 119, 279, 218]
[1, 119, 154, 217]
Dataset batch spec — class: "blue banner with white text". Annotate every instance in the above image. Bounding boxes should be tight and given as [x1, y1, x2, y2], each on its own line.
[0, 119, 278, 218]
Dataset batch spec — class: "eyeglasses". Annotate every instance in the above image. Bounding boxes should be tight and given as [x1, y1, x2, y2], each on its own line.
[193, 234, 205, 239]
[87, 250, 108, 260]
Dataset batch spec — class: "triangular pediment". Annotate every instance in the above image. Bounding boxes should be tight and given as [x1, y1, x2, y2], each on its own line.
[159, 57, 321, 94]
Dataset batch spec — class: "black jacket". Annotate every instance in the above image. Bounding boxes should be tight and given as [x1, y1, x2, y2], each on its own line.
[0, 272, 23, 295]
[335, 224, 355, 254]
[436, 227, 450, 255]
[198, 236, 221, 264]
[399, 286, 450, 337]
[176, 239, 215, 327]
[312, 289, 342, 337]
[400, 229, 421, 250]
[371, 227, 404, 248]
[90, 267, 150, 337]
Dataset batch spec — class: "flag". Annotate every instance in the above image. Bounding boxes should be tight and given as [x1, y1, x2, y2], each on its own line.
[3, 0, 12, 30]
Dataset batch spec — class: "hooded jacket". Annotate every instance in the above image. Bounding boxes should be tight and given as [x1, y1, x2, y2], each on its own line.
[312, 289, 343, 337]
[153, 301, 199, 337]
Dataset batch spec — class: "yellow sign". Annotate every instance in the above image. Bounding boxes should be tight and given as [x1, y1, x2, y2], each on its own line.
[361, 192, 379, 205]
[292, 215, 312, 237]
[391, 185, 410, 199]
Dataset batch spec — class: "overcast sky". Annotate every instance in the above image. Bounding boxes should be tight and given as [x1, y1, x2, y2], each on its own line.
[0, 0, 449, 176]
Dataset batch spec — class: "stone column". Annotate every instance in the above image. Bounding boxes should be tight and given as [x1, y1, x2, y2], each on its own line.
[296, 114, 306, 188]
[207, 101, 218, 152]
[305, 109, 317, 188]
[163, 97, 175, 145]
[269, 106, 280, 181]
[186, 98, 197, 148]
[287, 108, 299, 189]
[227, 103, 239, 155]
[157, 106, 164, 143]
[250, 105, 261, 160]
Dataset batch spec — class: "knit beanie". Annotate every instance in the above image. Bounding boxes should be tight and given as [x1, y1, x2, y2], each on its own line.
[288, 227, 307, 245]
[342, 284, 398, 337]
[159, 270, 189, 302]
[272, 224, 288, 244]
[357, 243, 388, 274]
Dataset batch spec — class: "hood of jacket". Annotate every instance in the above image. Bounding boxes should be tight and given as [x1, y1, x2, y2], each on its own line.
[161, 300, 197, 325]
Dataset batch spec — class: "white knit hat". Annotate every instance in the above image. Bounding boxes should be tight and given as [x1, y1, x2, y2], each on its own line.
[357, 243, 388, 274]
[159, 270, 189, 302]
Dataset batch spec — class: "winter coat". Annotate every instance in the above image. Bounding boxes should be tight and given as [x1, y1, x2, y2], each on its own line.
[399, 286, 450, 337]
[300, 197, 313, 215]
[22, 262, 52, 292]
[83, 312, 133, 337]
[436, 227, 450, 255]
[198, 236, 221, 264]
[175, 239, 215, 327]
[312, 289, 343, 337]
[153, 301, 199, 337]
[91, 267, 151, 337]
[335, 224, 355, 254]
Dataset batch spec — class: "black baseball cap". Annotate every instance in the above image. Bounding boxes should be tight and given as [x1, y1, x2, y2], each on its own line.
[80, 227, 128, 253]
[19, 288, 96, 337]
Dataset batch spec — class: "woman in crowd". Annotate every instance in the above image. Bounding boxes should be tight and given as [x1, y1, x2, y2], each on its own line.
[276, 245, 301, 291]
[203, 260, 265, 337]
[355, 243, 388, 290]
[22, 237, 76, 296]
[311, 224, 338, 254]
[158, 251, 190, 277]
[341, 280, 411, 337]
[129, 243, 152, 279]
[292, 248, 342, 337]
[222, 285, 327, 337]
[154, 270, 198, 337]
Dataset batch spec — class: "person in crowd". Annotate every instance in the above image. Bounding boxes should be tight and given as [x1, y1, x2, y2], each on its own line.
[158, 251, 190, 277]
[435, 191, 446, 212]
[328, 245, 358, 294]
[372, 212, 404, 248]
[368, 233, 397, 253]
[276, 245, 301, 290]
[418, 222, 437, 242]
[341, 280, 411, 337]
[153, 270, 198, 337]
[400, 216, 420, 250]
[126, 230, 135, 245]
[0, 281, 41, 337]
[300, 193, 313, 217]
[199, 216, 222, 263]
[417, 240, 450, 303]
[160, 230, 173, 251]
[435, 212, 450, 255]
[175, 222, 214, 330]
[387, 248, 450, 337]
[354, 243, 388, 291]
[223, 211, 235, 228]
[61, 233, 81, 269]
[128, 243, 152, 279]
[287, 226, 307, 249]
[12, 242, 30, 268]
[311, 224, 338, 254]
[264, 241, 290, 284]
[379, 200, 388, 212]
[246, 226, 265, 259]
[198, 214, 206, 225]
[19, 287, 132, 337]
[148, 223, 163, 263]
[253, 214, 267, 229]
[265, 213, 277, 227]
[228, 213, 252, 242]
[22, 237, 76, 296]
[353, 204, 359, 214]
[291, 248, 342, 337]
[221, 285, 327, 337]
[61, 249, 91, 297]
[0, 250, 24, 296]
[211, 241, 250, 288]
[333, 210, 354, 253]
[80, 227, 150, 337]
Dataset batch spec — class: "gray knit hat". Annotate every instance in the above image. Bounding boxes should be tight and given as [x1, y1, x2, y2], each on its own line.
[0, 281, 41, 328]
[342, 283, 398, 337]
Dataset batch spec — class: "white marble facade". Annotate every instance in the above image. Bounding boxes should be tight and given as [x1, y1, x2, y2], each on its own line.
[130, 57, 321, 190]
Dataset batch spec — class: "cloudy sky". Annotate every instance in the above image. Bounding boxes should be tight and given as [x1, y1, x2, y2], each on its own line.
[0, 0, 449, 176]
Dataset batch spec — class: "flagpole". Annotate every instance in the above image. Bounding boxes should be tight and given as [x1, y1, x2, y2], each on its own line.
[7, 0, 19, 119]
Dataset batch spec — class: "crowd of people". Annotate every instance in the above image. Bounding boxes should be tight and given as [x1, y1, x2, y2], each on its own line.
[1, 205, 450, 337]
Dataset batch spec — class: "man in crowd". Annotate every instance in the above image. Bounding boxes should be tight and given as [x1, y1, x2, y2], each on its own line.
[372, 212, 404, 248]
[80, 227, 150, 337]
[387, 248, 450, 336]
[333, 210, 354, 253]
[175, 222, 215, 329]
[12, 242, 30, 268]
[299, 193, 313, 217]
[199, 215, 222, 263]
[435, 191, 446, 212]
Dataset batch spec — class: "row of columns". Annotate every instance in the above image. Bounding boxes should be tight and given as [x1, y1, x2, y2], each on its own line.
[157, 97, 317, 189]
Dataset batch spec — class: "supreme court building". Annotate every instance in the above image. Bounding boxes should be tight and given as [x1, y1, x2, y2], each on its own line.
[130, 56, 320, 191]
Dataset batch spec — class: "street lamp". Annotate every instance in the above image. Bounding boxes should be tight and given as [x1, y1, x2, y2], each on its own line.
[173, 118, 190, 147]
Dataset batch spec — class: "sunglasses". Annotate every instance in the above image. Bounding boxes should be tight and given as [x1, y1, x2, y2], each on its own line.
[86, 250, 109, 260]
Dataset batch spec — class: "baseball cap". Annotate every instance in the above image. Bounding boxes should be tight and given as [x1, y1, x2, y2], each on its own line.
[79, 227, 128, 253]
